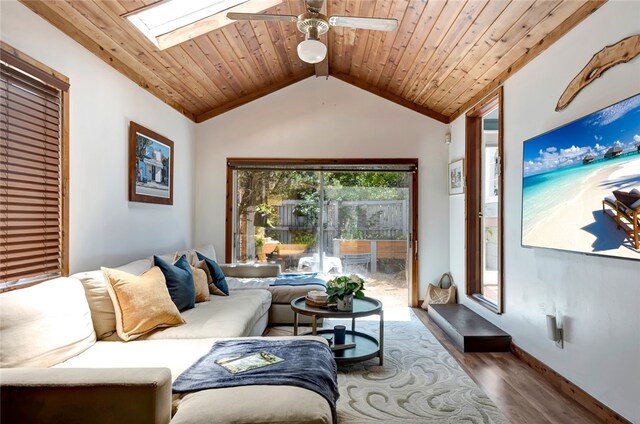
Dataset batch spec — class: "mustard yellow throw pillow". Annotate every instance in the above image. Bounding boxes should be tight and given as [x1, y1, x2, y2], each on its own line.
[174, 254, 209, 303]
[191, 266, 210, 303]
[102, 266, 185, 341]
[196, 259, 224, 296]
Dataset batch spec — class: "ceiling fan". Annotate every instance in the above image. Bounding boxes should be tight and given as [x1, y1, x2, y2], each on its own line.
[227, 0, 398, 64]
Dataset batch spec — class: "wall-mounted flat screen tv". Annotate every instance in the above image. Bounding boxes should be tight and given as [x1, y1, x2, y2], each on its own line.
[522, 93, 640, 261]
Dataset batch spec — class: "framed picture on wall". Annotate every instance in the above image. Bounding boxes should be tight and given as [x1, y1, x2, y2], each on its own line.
[448, 159, 464, 195]
[128, 121, 174, 205]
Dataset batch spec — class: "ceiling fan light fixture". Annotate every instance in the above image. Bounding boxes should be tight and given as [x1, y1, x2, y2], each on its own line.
[297, 25, 326, 64]
[297, 38, 327, 64]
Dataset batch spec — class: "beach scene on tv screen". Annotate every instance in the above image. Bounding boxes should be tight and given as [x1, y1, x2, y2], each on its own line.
[522, 93, 640, 260]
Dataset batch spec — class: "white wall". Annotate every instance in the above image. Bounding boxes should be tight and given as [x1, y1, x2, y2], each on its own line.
[449, 1, 640, 421]
[1, 0, 197, 272]
[195, 77, 449, 299]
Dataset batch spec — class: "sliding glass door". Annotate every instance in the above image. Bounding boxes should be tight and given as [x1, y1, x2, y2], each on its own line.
[228, 160, 417, 306]
[322, 172, 410, 308]
[233, 170, 320, 266]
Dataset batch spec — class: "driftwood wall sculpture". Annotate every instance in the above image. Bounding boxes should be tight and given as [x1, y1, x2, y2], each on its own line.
[556, 34, 640, 111]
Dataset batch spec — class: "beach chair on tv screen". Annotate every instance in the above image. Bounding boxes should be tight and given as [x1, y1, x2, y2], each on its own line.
[602, 190, 640, 250]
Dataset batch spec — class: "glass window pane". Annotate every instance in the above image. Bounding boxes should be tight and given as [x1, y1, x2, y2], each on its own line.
[233, 170, 319, 270]
[481, 108, 500, 305]
[232, 167, 414, 307]
[323, 171, 410, 307]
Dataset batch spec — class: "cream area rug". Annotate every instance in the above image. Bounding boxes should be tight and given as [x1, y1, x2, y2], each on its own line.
[267, 308, 509, 424]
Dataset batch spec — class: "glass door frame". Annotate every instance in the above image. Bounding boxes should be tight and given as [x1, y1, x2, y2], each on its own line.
[464, 87, 504, 314]
[225, 158, 420, 307]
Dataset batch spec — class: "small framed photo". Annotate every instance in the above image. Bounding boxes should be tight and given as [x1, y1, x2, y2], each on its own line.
[448, 159, 464, 195]
[129, 121, 174, 205]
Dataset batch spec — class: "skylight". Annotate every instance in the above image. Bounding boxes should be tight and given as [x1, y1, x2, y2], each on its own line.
[126, 0, 281, 50]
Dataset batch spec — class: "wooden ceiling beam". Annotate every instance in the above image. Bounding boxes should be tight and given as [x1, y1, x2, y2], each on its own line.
[18, 0, 196, 121]
[17, 0, 608, 125]
[330, 71, 448, 123]
[195, 71, 314, 123]
[103, 0, 227, 112]
[447, 0, 606, 121]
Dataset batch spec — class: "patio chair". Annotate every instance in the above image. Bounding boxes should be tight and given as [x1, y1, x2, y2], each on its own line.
[342, 253, 372, 274]
[602, 193, 640, 250]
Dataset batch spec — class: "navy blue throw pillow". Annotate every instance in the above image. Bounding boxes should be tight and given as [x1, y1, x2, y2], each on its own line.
[154, 255, 195, 311]
[196, 252, 229, 296]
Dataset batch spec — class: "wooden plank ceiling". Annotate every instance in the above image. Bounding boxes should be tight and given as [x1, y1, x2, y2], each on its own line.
[19, 0, 606, 123]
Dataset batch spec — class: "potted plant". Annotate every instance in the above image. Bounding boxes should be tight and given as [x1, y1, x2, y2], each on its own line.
[292, 196, 318, 227]
[326, 274, 365, 311]
[292, 230, 317, 252]
[254, 203, 278, 228]
[255, 235, 265, 261]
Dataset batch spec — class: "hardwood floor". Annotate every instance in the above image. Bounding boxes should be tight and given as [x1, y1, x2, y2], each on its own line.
[413, 308, 604, 424]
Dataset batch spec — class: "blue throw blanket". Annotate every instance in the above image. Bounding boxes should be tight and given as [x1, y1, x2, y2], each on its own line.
[173, 339, 339, 424]
[272, 272, 327, 288]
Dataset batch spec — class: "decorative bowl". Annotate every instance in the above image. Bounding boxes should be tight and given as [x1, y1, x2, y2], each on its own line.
[307, 290, 328, 302]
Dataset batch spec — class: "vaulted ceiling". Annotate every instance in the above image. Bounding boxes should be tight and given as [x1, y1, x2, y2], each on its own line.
[19, 0, 606, 123]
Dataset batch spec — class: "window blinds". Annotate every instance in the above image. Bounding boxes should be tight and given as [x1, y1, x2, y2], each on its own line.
[0, 62, 63, 286]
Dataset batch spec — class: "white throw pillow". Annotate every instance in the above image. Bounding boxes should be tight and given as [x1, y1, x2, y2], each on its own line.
[73, 258, 152, 339]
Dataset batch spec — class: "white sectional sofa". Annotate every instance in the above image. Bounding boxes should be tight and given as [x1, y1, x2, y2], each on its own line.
[0, 245, 334, 424]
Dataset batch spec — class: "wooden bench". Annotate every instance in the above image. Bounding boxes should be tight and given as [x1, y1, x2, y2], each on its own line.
[428, 304, 511, 352]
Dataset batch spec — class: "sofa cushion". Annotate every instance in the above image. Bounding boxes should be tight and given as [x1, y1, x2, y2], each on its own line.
[138, 289, 271, 340]
[72, 258, 153, 339]
[55, 335, 324, 379]
[171, 385, 332, 424]
[219, 263, 281, 278]
[196, 259, 212, 283]
[174, 250, 197, 266]
[155, 255, 196, 311]
[55, 338, 217, 378]
[196, 252, 229, 296]
[0, 277, 96, 367]
[55, 336, 332, 424]
[102, 266, 185, 341]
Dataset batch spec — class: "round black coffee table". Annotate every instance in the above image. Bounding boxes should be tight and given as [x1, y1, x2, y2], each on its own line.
[290, 296, 384, 365]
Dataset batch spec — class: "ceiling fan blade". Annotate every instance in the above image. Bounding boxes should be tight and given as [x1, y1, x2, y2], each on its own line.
[328, 16, 398, 31]
[226, 12, 298, 22]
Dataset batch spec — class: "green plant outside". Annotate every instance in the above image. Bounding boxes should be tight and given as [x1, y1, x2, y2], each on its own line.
[255, 203, 278, 229]
[291, 230, 316, 250]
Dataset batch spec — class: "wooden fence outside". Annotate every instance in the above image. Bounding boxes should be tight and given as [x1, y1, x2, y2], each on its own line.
[240, 199, 408, 267]
[270, 199, 407, 255]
